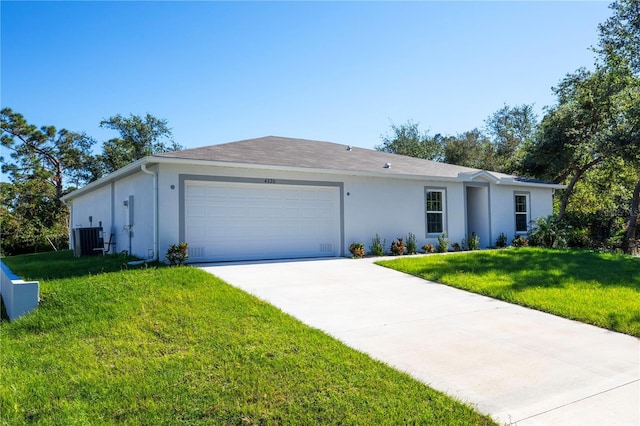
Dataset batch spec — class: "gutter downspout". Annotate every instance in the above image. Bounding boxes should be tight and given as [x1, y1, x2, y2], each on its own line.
[128, 164, 159, 265]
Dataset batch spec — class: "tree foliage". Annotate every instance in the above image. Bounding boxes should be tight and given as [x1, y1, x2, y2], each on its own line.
[1, 108, 98, 198]
[597, 0, 640, 74]
[596, 0, 640, 253]
[441, 129, 495, 170]
[378, 106, 538, 175]
[376, 120, 443, 161]
[484, 104, 537, 174]
[1, 110, 183, 255]
[98, 113, 183, 174]
[0, 109, 98, 255]
[522, 66, 639, 221]
[0, 180, 69, 255]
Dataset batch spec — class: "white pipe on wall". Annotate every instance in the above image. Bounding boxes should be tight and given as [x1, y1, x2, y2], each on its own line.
[128, 163, 159, 265]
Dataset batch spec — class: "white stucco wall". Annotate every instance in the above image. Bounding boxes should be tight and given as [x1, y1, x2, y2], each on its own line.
[156, 163, 470, 257]
[489, 184, 554, 245]
[68, 162, 557, 261]
[68, 169, 156, 258]
[342, 175, 467, 252]
[112, 171, 155, 258]
[70, 183, 112, 231]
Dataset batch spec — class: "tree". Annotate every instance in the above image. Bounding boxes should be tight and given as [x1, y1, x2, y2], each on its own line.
[0, 179, 69, 255]
[98, 113, 183, 173]
[1, 108, 98, 199]
[596, 0, 640, 254]
[442, 129, 495, 170]
[0, 109, 97, 254]
[560, 157, 638, 246]
[376, 120, 443, 161]
[624, 178, 640, 255]
[484, 104, 538, 174]
[597, 0, 640, 74]
[523, 66, 639, 221]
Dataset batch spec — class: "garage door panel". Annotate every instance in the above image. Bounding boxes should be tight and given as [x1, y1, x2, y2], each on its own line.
[187, 185, 206, 198]
[185, 180, 341, 261]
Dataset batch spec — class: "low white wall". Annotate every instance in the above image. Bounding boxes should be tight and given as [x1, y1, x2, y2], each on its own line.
[0, 261, 39, 321]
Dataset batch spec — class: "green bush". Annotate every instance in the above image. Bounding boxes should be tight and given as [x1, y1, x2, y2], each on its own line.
[495, 232, 508, 248]
[512, 235, 528, 248]
[468, 232, 480, 251]
[528, 216, 568, 249]
[406, 232, 417, 254]
[437, 232, 449, 253]
[166, 242, 189, 265]
[369, 234, 386, 256]
[567, 228, 592, 248]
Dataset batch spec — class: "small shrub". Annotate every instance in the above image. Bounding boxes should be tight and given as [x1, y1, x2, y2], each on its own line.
[451, 242, 461, 252]
[422, 243, 435, 253]
[406, 232, 417, 254]
[437, 232, 449, 253]
[349, 242, 365, 258]
[567, 228, 592, 248]
[528, 215, 568, 248]
[512, 235, 527, 248]
[468, 232, 480, 251]
[390, 238, 406, 256]
[495, 232, 508, 248]
[369, 234, 386, 256]
[166, 242, 189, 266]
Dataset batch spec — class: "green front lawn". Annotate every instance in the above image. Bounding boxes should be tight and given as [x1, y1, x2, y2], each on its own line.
[1, 251, 494, 425]
[378, 248, 640, 337]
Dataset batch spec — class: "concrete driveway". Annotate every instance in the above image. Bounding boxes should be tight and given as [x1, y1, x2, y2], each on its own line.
[200, 257, 639, 425]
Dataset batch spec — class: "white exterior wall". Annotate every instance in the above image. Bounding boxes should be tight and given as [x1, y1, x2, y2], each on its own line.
[489, 184, 555, 245]
[69, 162, 556, 261]
[68, 169, 155, 258]
[343, 176, 466, 252]
[70, 183, 112, 230]
[157, 163, 182, 257]
[157, 164, 469, 257]
[112, 171, 155, 258]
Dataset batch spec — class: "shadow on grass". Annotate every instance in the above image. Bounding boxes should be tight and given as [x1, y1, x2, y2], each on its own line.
[405, 249, 640, 292]
[379, 248, 640, 336]
[2, 250, 163, 281]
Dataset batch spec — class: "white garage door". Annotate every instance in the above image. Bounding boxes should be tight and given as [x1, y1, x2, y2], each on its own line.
[184, 180, 341, 262]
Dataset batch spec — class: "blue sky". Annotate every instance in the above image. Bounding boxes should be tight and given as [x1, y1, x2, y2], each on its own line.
[1, 1, 611, 153]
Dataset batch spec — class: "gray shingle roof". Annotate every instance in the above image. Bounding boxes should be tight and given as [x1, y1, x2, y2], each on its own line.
[154, 135, 483, 179]
[63, 136, 564, 203]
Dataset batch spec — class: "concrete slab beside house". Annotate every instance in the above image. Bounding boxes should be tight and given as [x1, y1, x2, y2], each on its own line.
[61, 136, 564, 263]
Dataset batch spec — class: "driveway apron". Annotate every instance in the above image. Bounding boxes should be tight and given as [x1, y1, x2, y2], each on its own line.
[200, 257, 640, 426]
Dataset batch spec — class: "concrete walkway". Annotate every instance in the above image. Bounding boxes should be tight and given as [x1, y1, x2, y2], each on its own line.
[200, 257, 639, 425]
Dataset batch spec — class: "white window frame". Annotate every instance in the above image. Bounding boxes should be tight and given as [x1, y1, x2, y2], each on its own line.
[425, 188, 447, 236]
[514, 192, 530, 234]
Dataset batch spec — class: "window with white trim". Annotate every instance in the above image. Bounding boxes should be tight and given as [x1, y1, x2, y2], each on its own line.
[426, 189, 445, 234]
[515, 193, 529, 233]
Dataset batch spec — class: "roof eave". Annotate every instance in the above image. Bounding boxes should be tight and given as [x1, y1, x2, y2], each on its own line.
[61, 157, 151, 202]
[494, 177, 566, 190]
[148, 156, 466, 183]
[63, 156, 566, 202]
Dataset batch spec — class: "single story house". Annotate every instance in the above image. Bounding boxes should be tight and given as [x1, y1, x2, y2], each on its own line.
[61, 136, 564, 263]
